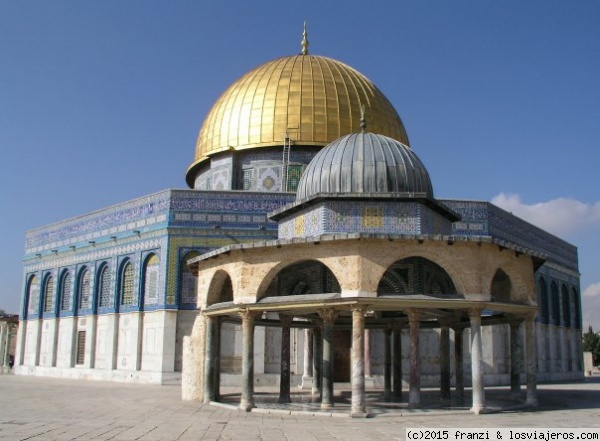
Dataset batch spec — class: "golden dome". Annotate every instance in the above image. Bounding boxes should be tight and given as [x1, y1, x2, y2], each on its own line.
[186, 54, 409, 186]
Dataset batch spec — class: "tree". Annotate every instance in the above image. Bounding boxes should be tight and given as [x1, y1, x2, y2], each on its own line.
[582, 325, 600, 365]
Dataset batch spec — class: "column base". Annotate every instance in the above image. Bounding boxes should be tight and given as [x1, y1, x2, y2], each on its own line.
[470, 405, 486, 415]
[278, 396, 291, 404]
[320, 402, 334, 410]
[526, 396, 538, 407]
[239, 400, 254, 412]
[350, 411, 369, 418]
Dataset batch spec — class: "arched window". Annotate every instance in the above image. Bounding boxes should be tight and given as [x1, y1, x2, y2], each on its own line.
[537, 277, 548, 324]
[550, 281, 560, 325]
[120, 261, 135, 306]
[561, 284, 570, 327]
[78, 268, 91, 309]
[27, 275, 40, 315]
[143, 254, 160, 305]
[43, 275, 55, 313]
[60, 271, 72, 311]
[180, 251, 200, 304]
[97, 264, 113, 308]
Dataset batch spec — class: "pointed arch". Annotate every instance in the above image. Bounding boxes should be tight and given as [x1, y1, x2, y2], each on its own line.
[378, 256, 457, 296]
[77, 267, 91, 310]
[42, 273, 55, 314]
[550, 281, 560, 325]
[142, 253, 160, 306]
[180, 251, 200, 306]
[490, 268, 511, 302]
[119, 259, 135, 307]
[561, 284, 570, 327]
[26, 274, 40, 317]
[59, 270, 73, 313]
[97, 263, 113, 309]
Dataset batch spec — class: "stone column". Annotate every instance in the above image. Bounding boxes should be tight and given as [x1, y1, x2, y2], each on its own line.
[392, 322, 403, 401]
[383, 328, 392, 401]
[203, 315, 218, 403]
[351, 307, 367, 416]
[319, 308, 338, 410]
[364, 329, 371, 378]
[525, 313, 538, 406]
[510, 319, 523, 395]
[302, 328, 313, 389]
[439, 321, 451, 401]
[240, 309, 260, 412]
[278, 315, 292, 404]
[407, 309, 421, 407]
[453, 326, 464, 400]
[469, 307, 485, 414]
[312, 324, 323, 398]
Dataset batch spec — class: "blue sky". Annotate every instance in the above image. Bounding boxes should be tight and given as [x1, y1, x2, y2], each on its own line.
[1, 1, 599, 327]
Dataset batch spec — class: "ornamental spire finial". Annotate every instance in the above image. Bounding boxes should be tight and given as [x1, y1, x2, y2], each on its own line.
[360, 105, 367, 132]
[301, 21, 309, 55]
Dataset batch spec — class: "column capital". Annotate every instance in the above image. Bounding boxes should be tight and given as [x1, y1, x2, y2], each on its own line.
[318, 308, 339, 325]
[239, 309, 261, 323]
[351, 306, 366, 316]
[468, 306, 483, 318]
[405, 308, 421, 323]
[390, 319, 403, 332]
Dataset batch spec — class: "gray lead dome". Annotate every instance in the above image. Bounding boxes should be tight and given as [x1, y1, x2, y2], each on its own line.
[295, 132, 434, 201]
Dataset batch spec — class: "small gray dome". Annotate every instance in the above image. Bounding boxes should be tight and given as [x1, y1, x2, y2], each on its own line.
[296, 132, 434, 201]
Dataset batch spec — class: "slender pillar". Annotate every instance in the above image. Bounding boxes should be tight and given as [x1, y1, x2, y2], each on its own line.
[303, 328, 313, 379]
[364, 329, 371, 378]
[383, 328, 392, 401]
[5, 325, 13, 368]
[453, 326, 465, 399]
[278, 315, 292, 404]
[407, 309, 421, 407]
[392, 322, 403, 401]
[440, 321, 451, 401]
[312, 324, 323, 398]
[240, 309, 259, 411]
[510, 319, 523, 395]
[469, 308, 485, 414]
[214, 316, 221, 401]
[351, 307, 367, 416]
[319, 309, 337, 410]
[525, 313, 538, 406]
[203, 315, 217, 403]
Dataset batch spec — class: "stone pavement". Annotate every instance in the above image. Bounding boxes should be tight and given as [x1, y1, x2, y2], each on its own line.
[0, 375, 599, 441]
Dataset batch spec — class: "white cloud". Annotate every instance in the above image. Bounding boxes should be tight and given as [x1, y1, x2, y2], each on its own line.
[582, 283, 600, 332]
[491, 193, 600, 237]
[583, 282, 600, 299]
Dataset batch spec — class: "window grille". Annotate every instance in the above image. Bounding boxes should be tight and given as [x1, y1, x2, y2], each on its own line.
[60, 272, 72, 311]
[43, 276, 54, 312]
[180, 252, 199, 304]
[98, 265, 112, 307]
[121, 262, 135, 305]
[78, 269, 91, 309]
[28, 276, 39, 314]
[144, 254, 160, 305]
[76, 331, 86, 365]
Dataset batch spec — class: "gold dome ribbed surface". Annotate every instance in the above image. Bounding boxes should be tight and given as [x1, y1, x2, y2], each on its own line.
[188, 54, 409, 177]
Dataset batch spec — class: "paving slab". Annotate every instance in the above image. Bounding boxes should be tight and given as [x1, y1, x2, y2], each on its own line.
[0, 375, 599, 441]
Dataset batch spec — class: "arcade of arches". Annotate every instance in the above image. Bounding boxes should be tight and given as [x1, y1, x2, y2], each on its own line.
[185, 234, 543, 415]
